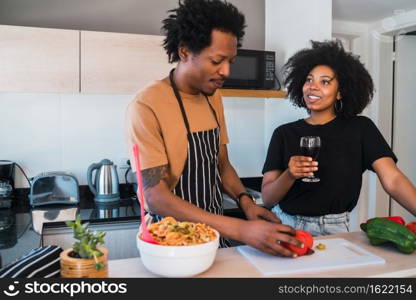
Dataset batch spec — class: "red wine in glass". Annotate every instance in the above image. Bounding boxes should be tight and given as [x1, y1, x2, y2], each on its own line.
[300, 136, 321, 182]
[300, 146, 320, 160]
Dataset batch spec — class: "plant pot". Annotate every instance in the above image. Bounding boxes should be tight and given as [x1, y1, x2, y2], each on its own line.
[60, 247, 108, 278]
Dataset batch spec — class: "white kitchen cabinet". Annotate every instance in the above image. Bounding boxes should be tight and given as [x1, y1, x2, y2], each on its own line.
[80, 30, 174, 94]
[0, 25, 79, 93]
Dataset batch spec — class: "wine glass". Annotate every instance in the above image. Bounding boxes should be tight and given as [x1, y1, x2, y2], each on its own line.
[300, 136, 321, 183]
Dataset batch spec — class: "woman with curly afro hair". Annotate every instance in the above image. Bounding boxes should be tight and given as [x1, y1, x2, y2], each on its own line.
[127, 0, 303, 256]
[262, 40, 416, 236]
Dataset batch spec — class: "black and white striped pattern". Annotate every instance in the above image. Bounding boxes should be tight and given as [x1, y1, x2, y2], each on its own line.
[0, 245, 62, 278]
[173, 127, 228, 247]
[174, 128, 223, 215]
[154, 127, 230, 247]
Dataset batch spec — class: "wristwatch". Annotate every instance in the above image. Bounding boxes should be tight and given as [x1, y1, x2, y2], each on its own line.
[236, 192, 256, 207]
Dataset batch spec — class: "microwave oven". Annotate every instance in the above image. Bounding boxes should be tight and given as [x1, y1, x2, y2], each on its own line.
[222, 49, 277, 90]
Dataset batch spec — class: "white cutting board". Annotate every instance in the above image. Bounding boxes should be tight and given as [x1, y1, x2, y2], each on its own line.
[237, 238, 385, 276]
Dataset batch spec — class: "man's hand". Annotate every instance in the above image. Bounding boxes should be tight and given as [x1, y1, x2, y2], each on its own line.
[239, 220, 302, 257]
[241, 201, 281, 223]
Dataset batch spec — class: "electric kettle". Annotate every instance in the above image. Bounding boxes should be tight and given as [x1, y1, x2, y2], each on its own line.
[87, 159, 120, 203]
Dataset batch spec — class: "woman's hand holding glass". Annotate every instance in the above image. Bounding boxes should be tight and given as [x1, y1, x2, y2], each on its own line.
[287, 156, 319, 180]
[300, 136, 321, 182]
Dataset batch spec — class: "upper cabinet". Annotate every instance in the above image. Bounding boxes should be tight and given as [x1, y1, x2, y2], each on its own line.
[0, 25, 285, 98]
[80, 31, 174, 94]
[0, 25, 79, 93]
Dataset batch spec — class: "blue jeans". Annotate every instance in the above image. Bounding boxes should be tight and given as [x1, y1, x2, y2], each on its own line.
[272, 204, 350, 237]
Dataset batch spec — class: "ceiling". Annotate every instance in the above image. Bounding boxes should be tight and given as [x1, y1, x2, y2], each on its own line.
[1, 0, 416, 29]
[333, 0, 416, 23]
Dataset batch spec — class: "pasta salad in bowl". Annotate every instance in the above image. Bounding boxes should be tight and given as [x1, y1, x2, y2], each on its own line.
[136, 217, 220, 277]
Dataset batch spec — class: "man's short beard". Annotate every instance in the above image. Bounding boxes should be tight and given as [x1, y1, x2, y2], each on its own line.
[201, 86, 216, 96]
[203, 90, 216, 96]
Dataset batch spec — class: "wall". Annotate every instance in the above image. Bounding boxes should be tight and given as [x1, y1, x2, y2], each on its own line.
[1, 94, 269, 186]
[0, 0, 267, 188]
[264, 0, 332, 147]
[264, 0, 332, 138]
[1, 92, 130, 187]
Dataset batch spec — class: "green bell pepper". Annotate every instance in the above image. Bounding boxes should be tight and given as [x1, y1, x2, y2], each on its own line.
[365, 217, 416, 254]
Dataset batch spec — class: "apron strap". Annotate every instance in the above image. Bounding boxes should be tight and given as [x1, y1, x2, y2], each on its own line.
[169, 69, 191, 134]
[204, 93, 220, 128]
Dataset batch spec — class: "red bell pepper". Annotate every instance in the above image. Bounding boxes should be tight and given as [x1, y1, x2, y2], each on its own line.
[281, 230, 313, 256]
[406, 222, 416, 234]
[383, 216, 405, 225]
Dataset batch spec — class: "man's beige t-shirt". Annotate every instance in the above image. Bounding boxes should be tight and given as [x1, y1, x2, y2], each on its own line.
[126, 77, 229, 190]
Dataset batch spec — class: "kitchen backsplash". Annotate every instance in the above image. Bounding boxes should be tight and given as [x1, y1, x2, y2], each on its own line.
[1, 92, 306, 188]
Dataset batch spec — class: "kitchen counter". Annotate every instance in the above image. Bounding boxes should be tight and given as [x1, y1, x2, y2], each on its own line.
[108, 231, 416, 278]
[0, 179, 259, 268]
[0, 185, 142, 267]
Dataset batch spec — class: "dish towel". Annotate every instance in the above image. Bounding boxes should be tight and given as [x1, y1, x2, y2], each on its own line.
[0, 245, 62, 278]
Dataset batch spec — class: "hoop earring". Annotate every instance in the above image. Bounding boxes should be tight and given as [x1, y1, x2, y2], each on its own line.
[335, 99, 343, 112]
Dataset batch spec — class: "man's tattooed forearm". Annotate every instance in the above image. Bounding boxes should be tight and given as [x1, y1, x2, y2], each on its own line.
[142, 165, 169, 189]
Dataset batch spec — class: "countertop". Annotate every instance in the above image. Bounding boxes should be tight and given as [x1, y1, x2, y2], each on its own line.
[108, 232, 416, 278]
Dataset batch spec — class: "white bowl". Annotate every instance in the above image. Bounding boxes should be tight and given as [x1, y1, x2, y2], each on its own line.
[136, 230, 219, 277]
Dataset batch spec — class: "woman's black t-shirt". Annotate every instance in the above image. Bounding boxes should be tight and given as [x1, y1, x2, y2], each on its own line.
[262, 116, 397, 216]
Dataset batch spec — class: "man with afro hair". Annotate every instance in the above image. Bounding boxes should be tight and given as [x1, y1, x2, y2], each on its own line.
[126, 0, 301, 256]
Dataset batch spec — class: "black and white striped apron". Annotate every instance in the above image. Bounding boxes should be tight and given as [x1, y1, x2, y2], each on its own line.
[151, 69, 230, 248]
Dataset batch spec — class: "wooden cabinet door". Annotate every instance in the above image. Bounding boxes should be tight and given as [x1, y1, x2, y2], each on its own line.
[0, 25, 79, 93]
[81, 31, 174, 94]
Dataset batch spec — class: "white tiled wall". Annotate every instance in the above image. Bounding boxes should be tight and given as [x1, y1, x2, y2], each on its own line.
[1, 92, 132, 187]
[223, 97, 266, 177]
[264, 98, 308, 149]
[60, 94, 132, 183]
[2, 93, 297, 188]
[2, 93, 62, 181]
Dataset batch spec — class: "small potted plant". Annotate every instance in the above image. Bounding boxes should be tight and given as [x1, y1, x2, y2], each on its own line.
[60, 215, 108, 278]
